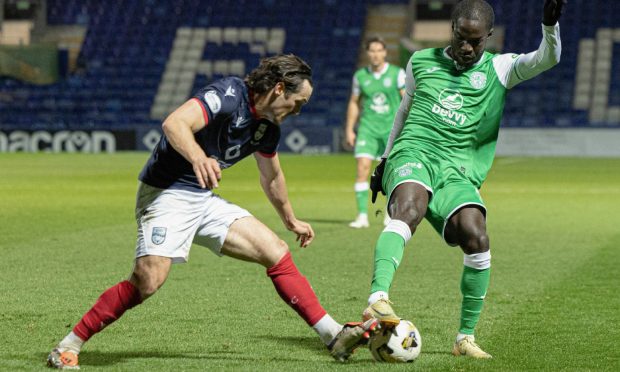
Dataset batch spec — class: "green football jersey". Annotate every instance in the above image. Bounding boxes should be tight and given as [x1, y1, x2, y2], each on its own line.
[392, 48, 509, 188]
[354, 64, 405, 138]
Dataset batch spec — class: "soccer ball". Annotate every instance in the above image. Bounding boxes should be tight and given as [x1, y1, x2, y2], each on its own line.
[369, 319, 422, 363]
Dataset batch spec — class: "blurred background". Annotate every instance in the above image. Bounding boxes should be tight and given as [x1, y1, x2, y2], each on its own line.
[0, 0, 618, 156]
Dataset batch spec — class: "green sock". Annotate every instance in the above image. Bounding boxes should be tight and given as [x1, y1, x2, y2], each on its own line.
[355, 190, 368, 215]
[459, 266, 491, 335]
[370, 231, 405, 293]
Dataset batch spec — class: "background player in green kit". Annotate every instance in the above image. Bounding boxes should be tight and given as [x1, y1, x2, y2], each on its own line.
[344, 36, 405, 228]
[362, 0, 566, 359]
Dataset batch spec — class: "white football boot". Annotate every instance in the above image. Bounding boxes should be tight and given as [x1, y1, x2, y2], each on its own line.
[349, 214, 369, 228]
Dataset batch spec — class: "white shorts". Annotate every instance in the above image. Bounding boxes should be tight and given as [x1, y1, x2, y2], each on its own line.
[134, 182, 252, 263]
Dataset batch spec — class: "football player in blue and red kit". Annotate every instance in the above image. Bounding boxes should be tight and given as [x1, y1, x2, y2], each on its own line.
[48, 54, 378, 369]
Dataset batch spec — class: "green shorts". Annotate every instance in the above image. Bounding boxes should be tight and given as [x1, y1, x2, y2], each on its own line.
[354, 130, 388, 160]
[383, 148, 486, 244]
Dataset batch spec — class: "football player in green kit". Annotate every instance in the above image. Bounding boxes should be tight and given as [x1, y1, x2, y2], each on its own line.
[345, 36, 405, 228]
[362, 0, 566, 359]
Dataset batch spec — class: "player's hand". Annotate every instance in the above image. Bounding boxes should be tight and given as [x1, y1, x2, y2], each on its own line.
[345, 130, 356, 148]
[288, 219, 315, 248]
[542, 0, 566, 26]
[370, 158, 387, 203]
[191, 154, 222, 189]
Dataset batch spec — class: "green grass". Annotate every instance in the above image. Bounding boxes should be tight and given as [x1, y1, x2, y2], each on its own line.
[1, 153, 619, 371]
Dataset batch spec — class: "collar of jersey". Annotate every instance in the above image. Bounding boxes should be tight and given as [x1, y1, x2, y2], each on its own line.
[442, 47, 485, 70]
[246, 86, 259, 119]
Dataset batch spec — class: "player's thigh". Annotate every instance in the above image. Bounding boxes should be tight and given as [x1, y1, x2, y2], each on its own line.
[383, 149, 433, 226]
[426, 180, 486, 246]
[191, 193, 252, 257]
[135, 182, 210, 264]
[354, 131, 383, 160]
[384, 149, 433, 203]
[220, 216, 287, 267]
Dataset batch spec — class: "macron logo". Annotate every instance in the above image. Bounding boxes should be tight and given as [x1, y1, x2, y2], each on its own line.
[225, 86, 236, 97]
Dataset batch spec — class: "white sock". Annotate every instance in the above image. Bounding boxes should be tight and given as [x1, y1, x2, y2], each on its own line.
[58, 331, 85, 354]
[367, 291, 389, 306]
[312, 314, 342, 345]
[456, 333, 473, 342]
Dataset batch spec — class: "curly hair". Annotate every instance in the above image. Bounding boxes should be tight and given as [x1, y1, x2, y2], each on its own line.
[451, 0, 495, 31]
[245, 54, 312, 97]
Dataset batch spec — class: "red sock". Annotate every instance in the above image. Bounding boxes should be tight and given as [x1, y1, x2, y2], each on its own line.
[266, 252, 327, 326]
[73, 280, 142, 341]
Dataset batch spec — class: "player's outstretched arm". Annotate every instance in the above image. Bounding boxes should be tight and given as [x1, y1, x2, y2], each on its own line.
[254, 153, 314, 247]
[162, 99, 221, 188]
[501, 0, 565, 89]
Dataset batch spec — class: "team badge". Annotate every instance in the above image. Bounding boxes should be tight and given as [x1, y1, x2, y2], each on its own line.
[383, 77, 392, 87]
[151, 227, 167, 245]
[438, 89, 464, 110]
[204, 91, 221, 114]
[470, 72, 487, 89]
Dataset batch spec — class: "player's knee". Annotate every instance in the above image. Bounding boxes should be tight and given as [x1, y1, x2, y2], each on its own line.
[461, 231, 489, 254]
[260, 238, 289, 267]
[391, 200, 423, 230]
[130, 270, 165, 299]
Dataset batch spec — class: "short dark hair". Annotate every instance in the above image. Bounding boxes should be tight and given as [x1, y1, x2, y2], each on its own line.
[245, 54, 312, 97]
[451, 0, 495, 31]
[365, 36, 386, 50]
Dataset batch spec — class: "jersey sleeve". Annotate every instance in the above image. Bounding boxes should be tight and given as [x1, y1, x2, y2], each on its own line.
[493, 23, 561, 89]
[397, 68, 406, 90]
[351, 73, 361, 97]
[257, 123, 281, 157]
[193, 80, 241, 123]
[383, 59, 415, 157]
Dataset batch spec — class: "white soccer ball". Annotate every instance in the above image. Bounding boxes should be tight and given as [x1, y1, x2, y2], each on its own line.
[369, 319, 422, 363]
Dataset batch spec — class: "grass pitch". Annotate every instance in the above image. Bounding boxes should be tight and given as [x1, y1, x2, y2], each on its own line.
[1, 153, 619, 371]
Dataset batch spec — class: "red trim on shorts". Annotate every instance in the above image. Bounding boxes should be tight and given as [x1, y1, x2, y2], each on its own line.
[192, 97, 210, 126]
[258, 151, 277, 158]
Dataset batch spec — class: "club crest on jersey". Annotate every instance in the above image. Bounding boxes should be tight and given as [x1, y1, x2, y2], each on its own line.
[204, 91, 221, 114]
[395, 162, 422, 177]
[151, 227, 167, 245]
[470, 72, 487, 89]
[383, 77, 392, 87]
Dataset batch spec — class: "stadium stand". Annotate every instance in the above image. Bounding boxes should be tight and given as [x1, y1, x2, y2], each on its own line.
[0, 0, 619, 148]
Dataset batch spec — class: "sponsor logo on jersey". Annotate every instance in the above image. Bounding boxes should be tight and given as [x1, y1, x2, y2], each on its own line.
[225, 86, 236, 97]
[383, 77, 392, 87]
[470, 72, 487, 89]
[204, 91, 221, 114]
[151, 227, 167, 245]
[370, 92, 389, 114]
[432, 89, 467, 126]
[438, 89, 463, 110]
[425, 66, 441, 73]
